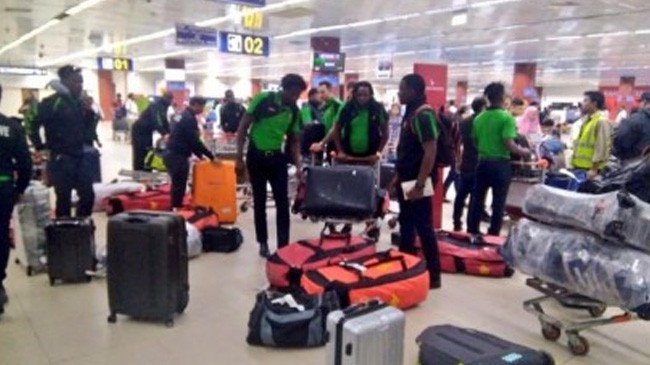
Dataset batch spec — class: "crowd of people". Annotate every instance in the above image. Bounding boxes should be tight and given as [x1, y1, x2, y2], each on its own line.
[1, 63, 650, 313]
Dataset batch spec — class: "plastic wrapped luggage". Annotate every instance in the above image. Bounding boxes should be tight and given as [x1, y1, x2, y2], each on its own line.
[91, 181, 144, 212]
[175, 207, 219, 231]
[46, 217, 96, 285]
[300, 165, 376, 219]
[417, 325, 554, 365]
[13, 181, 50, 275]
[523, 185, 650, 253]
[302, 250, 429, 310]
[580, 155, 650, 203]
[436, 231, 513, 278]
[502, 219, 650, 317]
[247, 289, 340, 348]
[266, 234, 376, 288]
[326, 300, 405, 365]
[107, 211, 188, 327]
[202, 226, 243, 253]
[192, 161, 237, 224]
[185, 222, 202, 259]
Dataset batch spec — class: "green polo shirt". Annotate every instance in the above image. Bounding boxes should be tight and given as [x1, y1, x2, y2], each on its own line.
[247, 92, 300, 151]
[337, 104, 388, 155]
[322, 97, 344, 133]
[471, 107, 517, 160]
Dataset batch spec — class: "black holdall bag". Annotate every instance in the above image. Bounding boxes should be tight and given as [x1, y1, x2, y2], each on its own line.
[417, 325, 555, 365]
[202, 226, 243, 253]
[247, 289, 340, 348]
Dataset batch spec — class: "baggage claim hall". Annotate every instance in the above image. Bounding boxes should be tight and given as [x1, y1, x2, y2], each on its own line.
[1, 0, 650, 364]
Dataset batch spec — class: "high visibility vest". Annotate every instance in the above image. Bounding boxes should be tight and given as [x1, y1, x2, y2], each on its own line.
[572, 113, 608, 170]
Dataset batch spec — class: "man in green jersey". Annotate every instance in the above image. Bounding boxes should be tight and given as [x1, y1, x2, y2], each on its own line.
[236, 74, 307, 258]
[310, 81, 344, 161]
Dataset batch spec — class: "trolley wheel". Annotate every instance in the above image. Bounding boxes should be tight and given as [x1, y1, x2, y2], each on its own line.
[541, 323, 561, 342]
[107, 313, 117, 324]
[309, 216, 319, 223]
[26, 266, 33, 276]
[568, 335, 590, 356]
[367, 228, 381, 242]
[240, 203, 249, 212]
[85, 275, 92, 283]
[588, 304, 607, 318]
[387, 218, 397, 229]
[49, 277, 55, 287]
[165, 319, 174, 328]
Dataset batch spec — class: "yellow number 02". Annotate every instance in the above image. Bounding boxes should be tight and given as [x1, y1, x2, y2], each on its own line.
[243, 37, 264, 55]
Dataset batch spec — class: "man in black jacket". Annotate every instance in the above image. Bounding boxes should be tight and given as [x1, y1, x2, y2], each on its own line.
[614, 92, 650, 162]
[0, 83, 33, 314]
[164, 97, 215, 209]
[31, 65, 94, 218]
[220, 90, 246, 133]
[131, 92, 172, 171]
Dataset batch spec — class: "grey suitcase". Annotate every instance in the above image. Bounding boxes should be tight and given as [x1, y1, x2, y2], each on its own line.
[326, 300, 405, 365]
[14, 181, 50, 275]
[107, 211, 189, 327]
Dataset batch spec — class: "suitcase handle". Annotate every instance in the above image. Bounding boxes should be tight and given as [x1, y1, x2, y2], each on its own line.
[319, 226, 352, 247]
[124, 216, 149, 224]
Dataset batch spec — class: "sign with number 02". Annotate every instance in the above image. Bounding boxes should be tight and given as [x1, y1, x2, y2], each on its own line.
[219, 31, 269, 57]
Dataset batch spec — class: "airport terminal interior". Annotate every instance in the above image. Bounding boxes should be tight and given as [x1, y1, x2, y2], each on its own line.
[1, 0, 650, 364]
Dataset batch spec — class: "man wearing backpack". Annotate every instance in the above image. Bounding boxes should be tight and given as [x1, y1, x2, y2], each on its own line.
[236, 74, 307, 258]
[393, 74, 445, 290]
[131, 92, 172, 171]
[220, 90, 246, 134]
[467, 83, 531, 236]
[613, 92, 650, 163]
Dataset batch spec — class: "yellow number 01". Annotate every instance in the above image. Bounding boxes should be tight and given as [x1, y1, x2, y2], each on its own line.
[243, 37, 264, 55]
[113, 58, 126, 70]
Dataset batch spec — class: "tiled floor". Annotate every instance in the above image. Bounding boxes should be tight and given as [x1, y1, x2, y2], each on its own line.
[1, 123, 648, 365]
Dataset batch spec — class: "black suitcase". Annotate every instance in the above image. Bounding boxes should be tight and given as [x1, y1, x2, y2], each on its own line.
[83, 146, 102, 183]
[418, 325, 554, 365]
[301, 165, 376, 219]
[46, 217, 96, 286]
[107, 211, 189, 327]
[202, 226, 243, 253]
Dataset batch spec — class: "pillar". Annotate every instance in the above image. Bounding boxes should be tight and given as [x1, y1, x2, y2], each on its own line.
[512, 63, 537, 102]
[164, 58, 187, 110]
[343, 73, 360, 101]
[619, 76, 635, 112]
[413, 63, 448, 229]
[98, 70, 115, 121]
[455, 80, 468, 107]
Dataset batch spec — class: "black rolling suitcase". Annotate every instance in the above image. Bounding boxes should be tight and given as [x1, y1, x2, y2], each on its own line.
[418, 325, 554, 365]
[46, 217, 96, 286]
[107, 211, 189, 327]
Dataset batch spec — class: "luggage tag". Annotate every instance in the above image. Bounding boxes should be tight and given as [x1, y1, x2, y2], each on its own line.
[270, 294, 306, 312]
[339, 262, 367, 273]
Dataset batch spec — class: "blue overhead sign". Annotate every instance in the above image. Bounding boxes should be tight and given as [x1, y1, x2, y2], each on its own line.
[219, 31, 269, 57]
[209, 0, 266, 6]
[175, 24, 218, 47]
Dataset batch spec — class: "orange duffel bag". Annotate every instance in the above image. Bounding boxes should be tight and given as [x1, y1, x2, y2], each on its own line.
[301, 250, 429, 310]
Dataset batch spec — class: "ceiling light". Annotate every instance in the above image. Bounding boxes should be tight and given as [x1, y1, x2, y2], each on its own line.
[470, 0, 522, 8]
[634, 29, 650, 35]
[451, 12, 468, 26]
[383, 13, 421, 22]
[348, 19, 383, 28]
[425, 7, 456, 15]
[65, 0, 106, 16]
[586, 31, 630, 38]
[508, 38, 540, 45]
[196, 0, 309, 27]
[545, 35, 583, 41]
[473, 43, 498, 49]
[0, 19, 61, 56]
[135, 49, 195, 62]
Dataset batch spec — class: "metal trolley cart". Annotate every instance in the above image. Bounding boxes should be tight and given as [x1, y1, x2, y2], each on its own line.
[523, 277, 639, 356]
[505, 160, 546, 220]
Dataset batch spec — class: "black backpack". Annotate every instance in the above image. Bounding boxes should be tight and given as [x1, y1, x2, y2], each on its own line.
[412, 105, 455, 167]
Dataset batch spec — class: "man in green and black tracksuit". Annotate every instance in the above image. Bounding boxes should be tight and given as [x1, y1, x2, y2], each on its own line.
[236, 74, 307, 258]
[310, 81, 344, 160]
[30, 65, 95, 218]
[132, 92, 172, 171]
[0, 83, 33, 314]
[299, 88, 324, 158]
[394, 74, 441, 290]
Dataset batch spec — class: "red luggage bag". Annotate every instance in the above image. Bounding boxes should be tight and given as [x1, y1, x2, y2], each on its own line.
[436, 230, 514, 278]
[104, 185, 190, 216]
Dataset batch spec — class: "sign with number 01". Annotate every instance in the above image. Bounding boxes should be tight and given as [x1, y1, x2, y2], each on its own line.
[97, 57, 133, 71]
[219, 31, 269, 57]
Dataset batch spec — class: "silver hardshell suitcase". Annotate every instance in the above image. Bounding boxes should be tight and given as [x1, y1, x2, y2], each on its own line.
[326, 300, 405, 365]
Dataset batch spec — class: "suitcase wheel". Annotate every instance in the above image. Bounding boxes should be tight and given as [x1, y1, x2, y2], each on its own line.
[85, 275, 92, 283]
[107, 313, 117, 324]
[387, 217, 398, 229]
[165, 319, 174, 328]
[541, 323, 561, 342]
[26, 266, 33, 276]
[240, 202, 249, 212]
[568, 334, 589, 356]
[588, 304, 607, 318]
[49, 277, 56, 287]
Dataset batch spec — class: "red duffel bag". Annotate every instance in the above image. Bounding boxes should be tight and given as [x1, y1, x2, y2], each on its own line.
[103, 185, 190, 216]
[175, 207, 219, 231]
[266, 233, 376, 288]
[436, 230, 514, 278]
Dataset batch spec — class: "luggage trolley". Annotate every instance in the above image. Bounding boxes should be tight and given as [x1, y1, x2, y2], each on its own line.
[505, 160, 546, 221]
[295, 153, 386, 242]
[520, 170, 638, 356]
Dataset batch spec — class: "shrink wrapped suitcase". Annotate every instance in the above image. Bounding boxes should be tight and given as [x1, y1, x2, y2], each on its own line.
[192, 161, 237, 224]
[266, 234, 376, 288]
[46, 217, 96, 285]
[107, 211, 189, 327]
[523, 185, 650, 253]
[13, 181, 50, 275]
[502, 219, 650, 318]
[300, 165, 376, 219]
[580, 155, 650, 203]
[417, 325, 554, 365]
[302, 250, 429, 310]
[326, 300, 405, 365]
